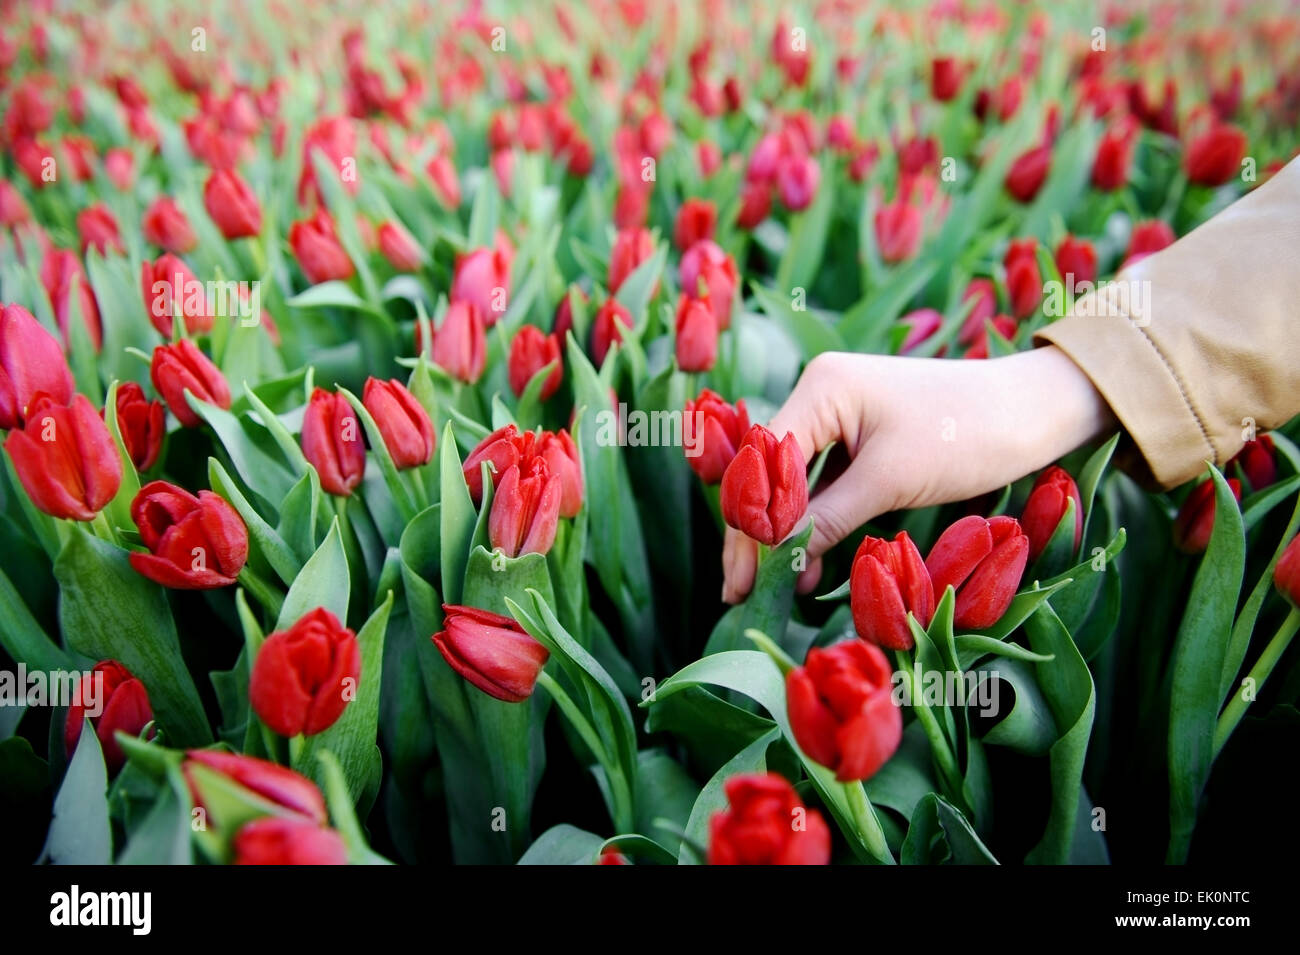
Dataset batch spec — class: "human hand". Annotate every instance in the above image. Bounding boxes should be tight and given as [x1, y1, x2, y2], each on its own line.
[721, 345, 1116, 602]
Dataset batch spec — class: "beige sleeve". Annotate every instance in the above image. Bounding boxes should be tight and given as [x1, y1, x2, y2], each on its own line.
[1033, 156, 1300, 489]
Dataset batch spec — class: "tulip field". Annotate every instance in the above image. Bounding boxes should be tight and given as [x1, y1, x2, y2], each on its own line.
[2, 0, 1300, 872]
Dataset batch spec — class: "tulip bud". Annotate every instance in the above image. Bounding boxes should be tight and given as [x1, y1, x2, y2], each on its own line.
[675, 295, 718, 372]
[1230, 435, 1276, 491]
[377, 220, 424, 272]
[787, 640, 902, 781]
[1004, 239, 1042, 318]
[5, 393, 122, 521]
[1173, 477, 1241, 554]
[1005, 144, 1052, 202]
[875, 199, 923, 263]
[850, 532, 936, 650]
[463, 423, 533, 503]
[679, 240, 738, 330]
[591, 299, 633, 366]
[720, 424, 808, 546]
[203, 169, 262, 239]
[450, 246, 511, 326]
[1185, 124, 1247, 187]
[898, 308, 942, 354]
[1092, 122, 1136, 191]
[150, 339, 231, 427]
[129, 480, 248, 588]
[1124, 220, 1177, 269]
[0, 179, 31, 228]
[250, 608, 361, 737]
[109, 382, 165, 472]
[490, 457, 562, 558]
[39, 249, 103, 352]
[1021, 466, 1084, 562]
[926, 515, 1029, 629]
[77, 204, 124, 257]
[736, 182, 771, 229]
[141, 253, 212, 338]
[65, 660, 154, 776]
[289, 210, 355, 284]
[432, 604, 550, 702]
[683, 389, 750, 484]
[183, 749, 326, 823]
[0, 303, 74, 430]
[674, 198, 716, 251]
[553, 286, 585, 345]
[957, 278, 998, 346]
[708, 772, 831, 865]
[536, 429, 583, 518]
[301, 388, 366, 495]
[142, 196, 198, 254]
[426, 154, 462, 208]
[1273, 534, 1300, 606]
[964, 315, 1018, 360]
[508, 325, 563, 399]
[233, 817, 347, 865]
[931, 56, 963, 101]
[609, 227, 656, 294]
[363, 376, 434, 468]
[431, 300, 487, 384]
[777, 154, 820, 211]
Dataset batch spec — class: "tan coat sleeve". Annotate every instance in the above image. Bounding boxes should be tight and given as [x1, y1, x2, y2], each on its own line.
[1033, 156, 1300, 490]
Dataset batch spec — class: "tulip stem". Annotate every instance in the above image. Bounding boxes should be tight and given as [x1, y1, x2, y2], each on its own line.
[89, 510, 117, 545]
[237, 566, 284, 620]
[536, 669, 635, 833]
[843, 780, 895, 865]
[895, 651, 963, 795]
[1213, 607, 1300, 758]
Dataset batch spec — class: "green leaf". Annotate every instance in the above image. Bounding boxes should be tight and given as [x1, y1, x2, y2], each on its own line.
[209, 457, 303, 586]
[1166, 465, 1244, 863]
[1076, 433, 1120, 545]
[0, 565, 69, 670]
[705, 522, 813, 656]
[55, 528, 211, 747]
[186, 395, 297, 505]
[518, 824, 605, 865]
[750, 282, 843, 361]
[117, 768, 193, 864]
[776, 173, 835, 293]
[680, 728, 780, 864]
[276, 517, 350, 629]
[438, 421, 475, 606]
[42, 720, 111, 864]
[613, 240, 667, 325]
[901, 793, 998, 865]
[317, 749, 392, 864]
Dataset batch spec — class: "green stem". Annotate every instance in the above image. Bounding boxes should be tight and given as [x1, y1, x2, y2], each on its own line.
[895, 651, 963, 795]
[537, 670, 635, 833]
[88, 510, 117, 545]
[238, 566, 285, 621]
[843, 779, 895, 865]
[1214, 607, 1300, 758]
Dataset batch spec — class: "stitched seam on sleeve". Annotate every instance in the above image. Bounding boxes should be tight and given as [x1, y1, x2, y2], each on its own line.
[1130, 319, 1218, 466]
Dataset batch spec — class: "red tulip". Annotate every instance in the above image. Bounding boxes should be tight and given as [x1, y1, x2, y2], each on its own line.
[591, 299, 633, 366]
[697, 140, 723, 177]
[1054, 236, 1098, 292]
[674, 198, 716, 251]
[141, 254, 212, 338]
[377, 220, 423, 272]
[720, 424, 808, 546]
[787, 640, 902, 781]
[301, 388, 366, 495]
[1004, 239, 1042, 318]
[898, 308, 942, 354]
[736, 182, 771, 229]
[109, 382, 165, 472]
[897, 135, 939, 176]
[0, 179, 31, 228]
[679, 240, 738, 329]
[4, 393, 122, 521]
[129, 480, 248, 588]
[64, 660, 153, 775]
[931, 56, 963, 101]
[964, 315, 1018, 360]
[490, 457, 562, 558]
[776, 154, 820, 211]
[553, 286, 586, 345]
[183, 749, 326, 823]
[0, 303, 73, 430]
[1021, 466, 1084, 562]
[233, 817, 347, 865]
[1185, 124, 1247, 187]
[363, 376, 433, 468]
[683, 389, 750, 484]
[430, 300, 487, 383]
[508, 325, 563, 399]
[608, 227, 655, 294]
[463, 424, 534, 504]
[1273, 533, 1300, 606]
[203, 169, 262, 239]
[1124, 220, 1176, 268]
[708, 773, 831, 865]
[957, 278, 998, 346]
[432, 604, 550, 703]
[850, 532, 936, 650]
[536, 429, 583, 518]
[104, 147, 134, 190]
[1092, 121, 1137, 191]
[141, 196, 197, 254]
[1005, 144, 1052, 202]
[450, 246, 511, 326]
[77, 204, 124, 257]
[289, 211, 354, 284]
[1230, 435, 1276, 491]
[875, 199, 923, 263]
[426, 153, 462, 208]
[150, 339, 231, 427]
[926, 515, 1029, 629]
[675, 295, 717, 372]
[598, 848, 629, 865]
[1173, 477, 1241, 554]
[40, 249, 103, 351]
[250, 607, 361, 737]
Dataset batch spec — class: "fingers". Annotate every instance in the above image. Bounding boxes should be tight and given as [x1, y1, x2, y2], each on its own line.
[796, 556, 823, 595]
[721, 526, 758, 604]
[766, 356, 845, 467]
[805, 452, 893, 559]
